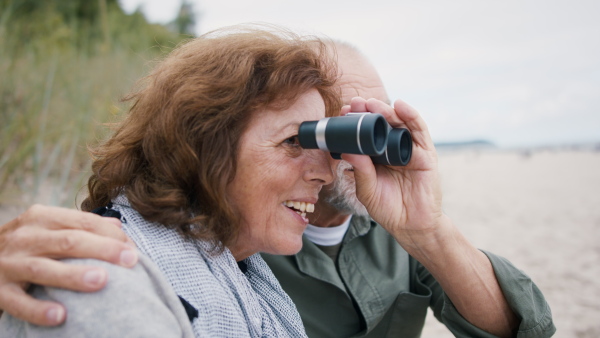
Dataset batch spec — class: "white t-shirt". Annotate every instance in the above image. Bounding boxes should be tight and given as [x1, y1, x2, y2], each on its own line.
[303, 216, 352, 246]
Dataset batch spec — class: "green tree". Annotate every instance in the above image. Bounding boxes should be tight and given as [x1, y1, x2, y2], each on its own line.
[171, 1, 196, 36]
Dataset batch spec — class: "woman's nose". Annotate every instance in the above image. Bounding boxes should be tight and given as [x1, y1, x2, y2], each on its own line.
[303, 149, 334, 186]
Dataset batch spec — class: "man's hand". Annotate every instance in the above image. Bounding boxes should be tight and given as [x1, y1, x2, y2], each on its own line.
[340, 97, 444, 247]
[0, 205, 138, 326]
[341, 98, 519, 337]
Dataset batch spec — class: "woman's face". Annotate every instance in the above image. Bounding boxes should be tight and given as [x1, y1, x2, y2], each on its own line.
[227, 89, 334, 260]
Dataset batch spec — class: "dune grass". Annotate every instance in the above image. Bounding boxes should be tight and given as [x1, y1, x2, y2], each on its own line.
[0, 0, 188, 207]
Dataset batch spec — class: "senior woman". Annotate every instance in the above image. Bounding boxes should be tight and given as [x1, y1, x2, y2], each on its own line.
[0, 26, 341, 337]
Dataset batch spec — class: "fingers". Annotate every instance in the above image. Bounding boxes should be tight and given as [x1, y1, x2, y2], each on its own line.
[1, 257, 111, 292]
[340, 153, 378, 202]
[341, 153, 375, 177]
[390, 99, 425, 132]
[345, 97, 423, 132]
[8, 227, 137, 266]
[16, 204, 128, 243]
[0, 226, 137, 292]
[0, 205, 137, 327]
[348, 97, 369, 114]
[347, 97, 435, 151]
[340, 104, 352, 116]
[7, 205, 137, 261]
[390, 99, 435, 151]
[0, 284, 66, 326]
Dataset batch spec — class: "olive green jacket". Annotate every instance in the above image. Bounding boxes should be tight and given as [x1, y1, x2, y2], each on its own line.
[262, 216, 555, 337]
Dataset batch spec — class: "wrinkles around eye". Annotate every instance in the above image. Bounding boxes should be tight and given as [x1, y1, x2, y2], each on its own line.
[283, 135, 300, 147]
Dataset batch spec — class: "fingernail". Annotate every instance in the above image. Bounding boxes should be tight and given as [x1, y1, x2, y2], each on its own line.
[46, 306, 65, 324]
[120, 249, 138, 267]
[83, 269, 106, 287]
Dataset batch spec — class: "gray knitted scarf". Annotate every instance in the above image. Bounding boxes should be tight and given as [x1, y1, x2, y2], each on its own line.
[111, 195, 307, 337]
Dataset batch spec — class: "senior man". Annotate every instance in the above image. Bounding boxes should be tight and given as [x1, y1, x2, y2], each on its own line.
[261, 42, 554, 338]
[0, 41, 554, 337]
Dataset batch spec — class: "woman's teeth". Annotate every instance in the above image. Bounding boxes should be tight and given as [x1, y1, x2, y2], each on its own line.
[283, 200, 315, 217]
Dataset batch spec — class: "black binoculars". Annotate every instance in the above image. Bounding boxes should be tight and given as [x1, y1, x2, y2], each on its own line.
[298, 113, 412, 166]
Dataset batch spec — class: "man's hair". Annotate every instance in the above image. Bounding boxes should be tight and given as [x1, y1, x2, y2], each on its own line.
[81, 25, 341, 250]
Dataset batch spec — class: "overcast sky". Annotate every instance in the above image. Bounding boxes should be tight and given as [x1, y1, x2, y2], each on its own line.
[119, 0, 600, 148]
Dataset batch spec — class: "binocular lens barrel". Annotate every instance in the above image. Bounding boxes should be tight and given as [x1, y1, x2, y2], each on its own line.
[370, 128, 412, 166]
[298, 113, 412, 166]
[298, 113, 388, 156]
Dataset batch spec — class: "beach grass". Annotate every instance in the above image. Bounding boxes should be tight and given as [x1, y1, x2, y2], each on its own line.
[0, 0, 187, 207]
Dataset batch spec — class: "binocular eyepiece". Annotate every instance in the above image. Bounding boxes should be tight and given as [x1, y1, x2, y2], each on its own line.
[298, 113, 412, 166]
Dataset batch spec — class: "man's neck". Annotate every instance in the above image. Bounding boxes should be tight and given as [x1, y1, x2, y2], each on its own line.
[308, 202, 352, 228]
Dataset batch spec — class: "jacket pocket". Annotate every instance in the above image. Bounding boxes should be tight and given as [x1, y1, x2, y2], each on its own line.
[363, 291, 431, 338]
[386, 292, 430, 337]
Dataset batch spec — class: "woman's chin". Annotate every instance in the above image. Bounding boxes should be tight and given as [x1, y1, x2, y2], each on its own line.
[267, 239, 303, 256]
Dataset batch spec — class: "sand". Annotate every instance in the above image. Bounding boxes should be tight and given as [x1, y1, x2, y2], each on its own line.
[2, 149, 599, 337]
[421, 149, 600, 337]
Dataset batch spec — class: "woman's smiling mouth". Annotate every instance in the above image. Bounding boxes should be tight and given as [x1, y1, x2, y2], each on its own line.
[282, 200, 315, 219]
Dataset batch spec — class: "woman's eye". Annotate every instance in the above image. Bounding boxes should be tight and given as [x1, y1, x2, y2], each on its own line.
[283, 135, 300, 147]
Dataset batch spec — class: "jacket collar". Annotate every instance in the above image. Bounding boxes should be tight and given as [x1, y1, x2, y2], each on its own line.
[293, 215, 376, 291]
[343, 215, 374, 244]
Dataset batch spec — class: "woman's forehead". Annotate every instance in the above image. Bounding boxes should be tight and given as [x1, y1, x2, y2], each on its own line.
[247, 89, 326, 131]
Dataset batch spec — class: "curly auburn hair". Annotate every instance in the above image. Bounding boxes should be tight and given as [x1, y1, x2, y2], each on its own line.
[80, 25, 341, 249]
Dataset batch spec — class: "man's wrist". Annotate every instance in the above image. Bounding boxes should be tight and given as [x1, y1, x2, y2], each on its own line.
[393, 214, 454, 257]
[394, 214, 487, 274]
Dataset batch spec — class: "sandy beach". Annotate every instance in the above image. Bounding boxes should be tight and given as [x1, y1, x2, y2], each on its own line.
[1, 148, 599, 337]
[422, 148, 600, 337]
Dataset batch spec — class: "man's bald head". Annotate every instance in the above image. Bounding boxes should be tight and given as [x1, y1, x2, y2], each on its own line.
[328, 41, 390, 105]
